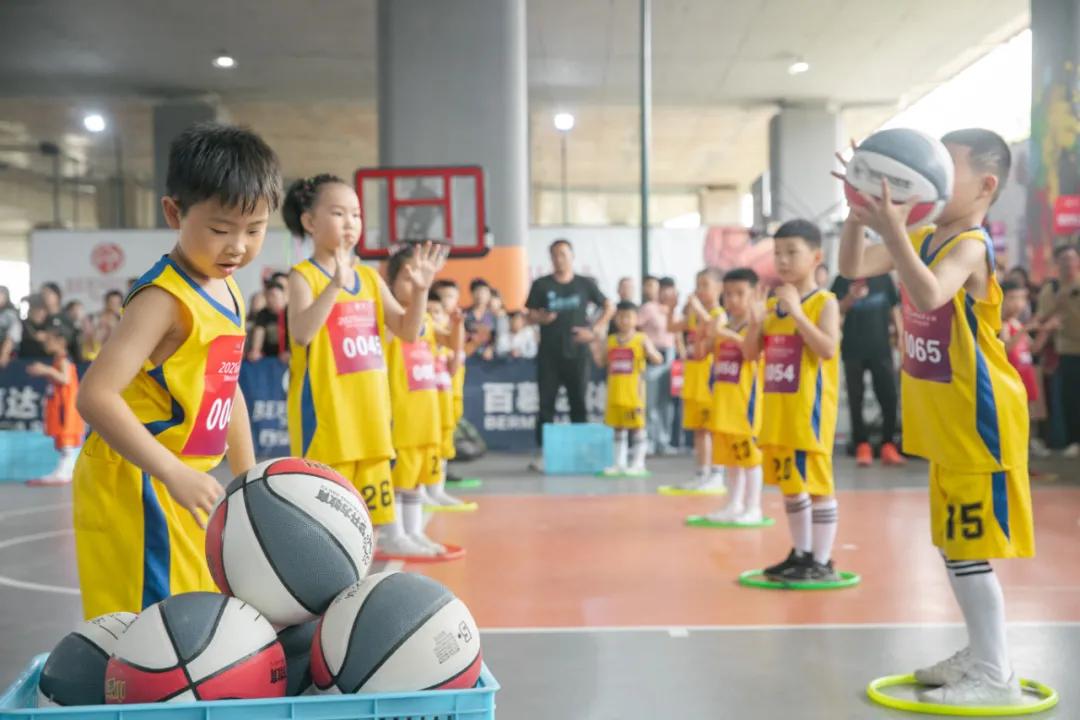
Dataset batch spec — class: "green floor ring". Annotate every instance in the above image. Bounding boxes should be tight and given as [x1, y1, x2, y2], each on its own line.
[738, 569, 861, 590]
[445, 477, 483, 489]
[685, 515, 775, 528]
[866, 674, 1058, 716]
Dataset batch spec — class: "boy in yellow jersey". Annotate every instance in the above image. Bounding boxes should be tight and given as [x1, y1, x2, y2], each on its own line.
[72, 124, 281, 618]
[384, 245, 451, 557]
[703, 268, 765, 524]
[592, 301, 662, 476]
[745, 220, 841, 582]
[431, 279, 471, 489]
[283, 175, 443, 558]
[423, 291, 467, 507]
[839, 129, 1031, 705]
[667, 269, 726, 490]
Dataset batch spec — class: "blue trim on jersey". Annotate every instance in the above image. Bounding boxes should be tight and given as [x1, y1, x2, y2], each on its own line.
[746, 375, 758, 428]
[300, 348, 317, 455]
[991, 470, 1010, 540]
[163, 257, 242, 327]
[964, 296, 1002, 463]
[143, 365, 185, 436]
[310, 258, 360, 295]
[126, 256, 170, 305]
[141, 471, 171, 608]
[811, 366, 822, 440]
[794, 450, 807, 482]
[774, 288, 820, 319]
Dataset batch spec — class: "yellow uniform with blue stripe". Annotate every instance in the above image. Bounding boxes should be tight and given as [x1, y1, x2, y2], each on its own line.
[73, 256, 245, 618]
[759, 290, 839, 496]
[709, 322, 763, 467]
[902, 227, 1033, 560]
[287, 260, 395, 524]
[682, 306, 726, 429]
[452, 363, 465, 424]
[604, 332, 647, 429]
[387, 315, 441, 490]
[435, 345, 457, 461]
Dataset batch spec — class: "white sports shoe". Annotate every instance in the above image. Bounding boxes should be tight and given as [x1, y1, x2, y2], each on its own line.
[601, 466, 626, 477]
[377, 532, 435, 557]
[624, 465, 650, 477]
[704, 505, 742, 523]
[1062, 442, 1080, 458]
[1029, 438, 1051, 458]
[427, 487, 464, 506]
[914, 647, 973, 686]
[677, 473, 708, 491]
[409, 533, 446, 555]
[696, 474, 726, 493]
[919, 668, 1022, 706]
[732, 507, 763, 525]
[528, 455, 545, 472]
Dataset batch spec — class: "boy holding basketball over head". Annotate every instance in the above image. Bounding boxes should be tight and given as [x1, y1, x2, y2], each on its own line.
[839, 129, 1031, 705]
[703, 268, 765, 524]
[73, 123, 281, 618]
[592, 301, 662, 476]
[745, 219, 842, 582]
[26, 319, 85, 485]
[668, 268, 726, 490]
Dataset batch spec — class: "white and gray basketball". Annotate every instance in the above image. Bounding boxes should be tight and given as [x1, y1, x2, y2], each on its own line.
[206, 457, 375, 627]
[37, 612, 136, 707]
[310, 572, 482, 694]
[277, 620, 319, 696]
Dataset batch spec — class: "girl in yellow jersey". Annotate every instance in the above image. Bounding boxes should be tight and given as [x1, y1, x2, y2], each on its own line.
[840, 130, 1032, 706]
[283, 175, 445, 558]
[703, 268, 766, 525]
[746, 220, 841, 583]
[72, 124, 280, 618]
[592, 301, 662, 476]
[668, 269, 726, 490]
[423, 292, 468, 508]
[431, 279, 471, 489]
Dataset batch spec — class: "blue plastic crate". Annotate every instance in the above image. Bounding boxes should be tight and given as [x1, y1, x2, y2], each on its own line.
[0, 432, 60, 483]
[542, 422, 613, 475]
[0, 654, 498, 720]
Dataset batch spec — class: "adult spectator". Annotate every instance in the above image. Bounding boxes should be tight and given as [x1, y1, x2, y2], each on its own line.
[638, 274, 676, 454]
[102, 289, 124, 320]
[617, 276, 635, 303]
[465, 278, 496, 357]
[247, 281, 289, 362]
[525, 238, 613, 469]
[1037, 243, 1080, 456]
[658, 276, 687, 448]
[831, 273, 903, 467]
[19, 294, 51, 359]
[0, 286, 21, 367]
[39, 281, 79, 361]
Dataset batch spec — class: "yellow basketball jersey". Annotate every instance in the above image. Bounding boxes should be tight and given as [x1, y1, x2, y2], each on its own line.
[287, 260, 393, 464]
[759, 290, 839, 453]
[683, 306, 726, 404]
[387, 314, 441, 448]
[435, 346, 456, 433]
[901, 227, 1028, 472]
[452, 363, 465, 423]
[709, 322, 762, 437]
[606, 332, 647, 410]
[80, 256, 246, 473]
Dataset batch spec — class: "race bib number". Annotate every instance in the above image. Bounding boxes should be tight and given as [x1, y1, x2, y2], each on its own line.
[182, 334, 245, 456]
[404, 341, 437, 391]
[901, 291, 953, 383]
[609, 347, 635, 375]
[670, 359, 684, 398]
[434, 352, 452, 391]
[327, 301, 384, 375]
[712, 343, 743, 384]
[763, 335, 802, 393]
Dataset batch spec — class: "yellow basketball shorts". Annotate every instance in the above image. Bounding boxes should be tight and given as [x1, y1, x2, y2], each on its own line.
[331, 458, 395, 525]
[73, 449, 216, 620]
[762, 445, 833, 497]
[682, 400, 711, 430]
[711, 432, 762, 468]
[929, 462, 1034, 560]
[440, 427, 456, 461]
[605, 404, 645, 430]
[391, 445, 438, 491]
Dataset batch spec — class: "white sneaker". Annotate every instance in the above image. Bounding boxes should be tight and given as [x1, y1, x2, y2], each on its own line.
[427, 487, 464, 506]
[677, 473, 708, 491]
[696, 474, 727, 493]
[601, 466, 626, 477]
[625, 465, 650, 477]
[732, 507, 763, 525]
[528, 455, 545, 472]
[914, 647, 973, 686]
[1062, 443, 1080, 458]
[377, 532, 435, 557]
[1030, 438, 1051, 458]
[919, 668, 1022, 706]
[416, 485, 436, 505]
[409, 533, 446, 555]
[704, 505, 742, 523]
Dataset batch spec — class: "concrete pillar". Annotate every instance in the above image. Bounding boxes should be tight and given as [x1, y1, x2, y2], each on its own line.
[376, 0, 529, 306]
[153, 101, 218, 227]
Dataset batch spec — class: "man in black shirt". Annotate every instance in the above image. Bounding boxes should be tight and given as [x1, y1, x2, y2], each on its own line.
[830, 273, 904, 467]
[525, 239, 613, 469]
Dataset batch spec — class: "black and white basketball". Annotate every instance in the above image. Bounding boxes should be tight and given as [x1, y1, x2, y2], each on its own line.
[206, 457, 375, 626]
[37, 612, 135, 707]
[310, 572, 482, 694]
[277, 621, 318, 696]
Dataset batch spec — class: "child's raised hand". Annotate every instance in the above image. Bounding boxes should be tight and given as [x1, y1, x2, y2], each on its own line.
[406, 242, 448, 291]
[774, 283, 802, 316]
[162, 466, 224, 529]
[831, 138, 859, 183]
[331, 245, 353, 289]
[849, 179, 919, 238]
[748, 284, 768, 324]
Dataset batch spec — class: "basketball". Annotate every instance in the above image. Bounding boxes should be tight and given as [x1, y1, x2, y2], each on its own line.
[310, 572, 482, 694]
[205, 457, 375, 626]
[277, 621, 318, 696]
[104, 592, 286, 704]
[37, 612, 135, 707]
[844, 128, 955, 227]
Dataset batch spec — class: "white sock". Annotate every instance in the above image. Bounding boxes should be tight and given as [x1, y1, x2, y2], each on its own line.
[811, 497, 839, 564]
[630, 430, 648, 468]
[379, 500, 404, 538]
[614, 430, 629, 468]
[946, 558, 1011, 682]
[399, 491, 424, 536]
[744, 465, 763, 513]
[709, 465, 725, 481]
[725, 466, 745, 511]
[58, 447, 80, 478]
[784, 493, 812, 554]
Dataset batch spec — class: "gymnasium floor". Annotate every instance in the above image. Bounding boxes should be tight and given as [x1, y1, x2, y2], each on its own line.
[0, 453, 1076, 718]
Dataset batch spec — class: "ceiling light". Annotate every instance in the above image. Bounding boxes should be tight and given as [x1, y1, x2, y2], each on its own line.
[213, 54, 236, 69]
[553, 112, 575, 132]
[83, 113, 106, 133]
[788, 60, 810, 75]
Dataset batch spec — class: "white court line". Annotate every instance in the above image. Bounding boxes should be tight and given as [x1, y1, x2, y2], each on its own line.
[0, 528, 80, 596]
[0, 503, 72, 522]
[480, 620, 1080, 634]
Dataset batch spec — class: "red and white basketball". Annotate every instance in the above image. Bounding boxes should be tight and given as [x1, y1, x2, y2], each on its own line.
[844, 128, 955, 228]
[38, 612, 136, 707]
[310, 572, 482, 694]
[205, 457, 375, 627]
[104, 593, 286, 703]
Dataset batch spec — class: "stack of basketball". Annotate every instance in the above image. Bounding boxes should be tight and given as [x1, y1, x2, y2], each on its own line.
[37, 457, 482, 707]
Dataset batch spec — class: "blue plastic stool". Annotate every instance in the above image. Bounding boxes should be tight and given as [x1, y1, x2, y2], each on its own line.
[542, 423, 613, 475]
[0, 432, 59, 483]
